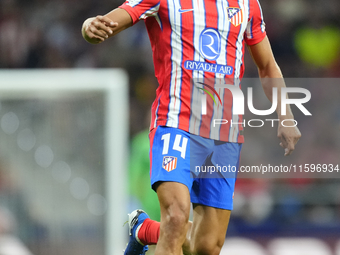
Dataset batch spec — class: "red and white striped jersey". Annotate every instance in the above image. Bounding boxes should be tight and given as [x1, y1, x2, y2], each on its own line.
[120, 0, 266, 143]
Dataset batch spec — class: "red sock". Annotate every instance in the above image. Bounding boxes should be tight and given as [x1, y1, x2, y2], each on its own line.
[137, 218, 160, 245]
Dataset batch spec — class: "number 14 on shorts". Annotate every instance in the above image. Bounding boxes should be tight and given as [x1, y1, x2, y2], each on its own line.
[161, 133, 188, 159]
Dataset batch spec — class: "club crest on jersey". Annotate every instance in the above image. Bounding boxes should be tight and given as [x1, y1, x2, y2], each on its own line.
[227, 7, 244, 27]
[162, 156, 177, 172]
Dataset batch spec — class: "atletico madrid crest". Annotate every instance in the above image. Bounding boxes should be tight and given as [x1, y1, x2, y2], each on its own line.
[227, 7, 244, 27]
[162, 156, 177, 172]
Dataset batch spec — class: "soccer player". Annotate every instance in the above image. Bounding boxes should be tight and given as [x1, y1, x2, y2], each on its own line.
[82, 0, 301, 254]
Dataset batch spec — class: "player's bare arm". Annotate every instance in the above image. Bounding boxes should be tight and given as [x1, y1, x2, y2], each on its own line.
[82, 8, 132, 44]
[248, 36, 301, 156]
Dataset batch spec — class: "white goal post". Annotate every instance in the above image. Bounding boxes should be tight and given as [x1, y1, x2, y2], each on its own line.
[0, 69, 129, 255]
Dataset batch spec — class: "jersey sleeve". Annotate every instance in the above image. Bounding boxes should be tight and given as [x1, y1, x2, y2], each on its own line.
[119, 0, 161, 25]
[244, 0, 266, 45]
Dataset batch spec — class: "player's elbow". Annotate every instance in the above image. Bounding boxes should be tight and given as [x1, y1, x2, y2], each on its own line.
[258, 59, 282, 78]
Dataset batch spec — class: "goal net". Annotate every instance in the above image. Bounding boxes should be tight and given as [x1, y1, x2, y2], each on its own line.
[0, 69, 128, 255]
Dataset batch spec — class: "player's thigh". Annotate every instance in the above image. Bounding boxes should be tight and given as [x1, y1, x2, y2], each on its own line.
[155, 181, 191, 219]
[190, 204, 231, 253]
[155, 181, 191, 249]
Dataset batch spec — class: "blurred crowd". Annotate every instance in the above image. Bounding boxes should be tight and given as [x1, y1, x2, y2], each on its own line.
[0, 0, 340, 254]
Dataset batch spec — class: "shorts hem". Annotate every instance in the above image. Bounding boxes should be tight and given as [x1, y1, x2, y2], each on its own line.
[151, 179, 192, 192]
[191, 196, 233, 210]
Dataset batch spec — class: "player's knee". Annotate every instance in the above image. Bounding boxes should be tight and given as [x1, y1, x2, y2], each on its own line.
[163, 202, 189, 228]
[193, 237, 224, 255]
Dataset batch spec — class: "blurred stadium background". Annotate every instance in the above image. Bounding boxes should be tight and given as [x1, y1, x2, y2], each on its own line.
[0, 0, 339, 254]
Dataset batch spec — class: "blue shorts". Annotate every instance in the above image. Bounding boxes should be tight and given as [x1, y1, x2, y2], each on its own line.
[149, 126, 242, 210]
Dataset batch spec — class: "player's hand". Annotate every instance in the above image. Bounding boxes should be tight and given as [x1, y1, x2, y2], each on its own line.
[82, 16, 118, 44]
[277, 120, 301, 156]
